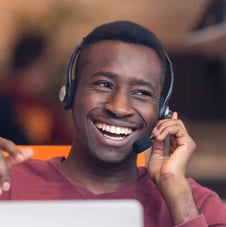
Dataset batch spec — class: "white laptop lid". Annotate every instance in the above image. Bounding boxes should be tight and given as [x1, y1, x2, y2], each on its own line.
[0, 199, 143, 227]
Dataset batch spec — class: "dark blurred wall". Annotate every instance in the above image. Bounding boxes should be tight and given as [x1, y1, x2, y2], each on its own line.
[169, 53, 226, 198]
[169, 54, 226, 121]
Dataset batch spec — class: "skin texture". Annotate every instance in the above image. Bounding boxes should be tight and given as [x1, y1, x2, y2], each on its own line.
[0, 40, 198, 225]
[61, 41, 162, 192]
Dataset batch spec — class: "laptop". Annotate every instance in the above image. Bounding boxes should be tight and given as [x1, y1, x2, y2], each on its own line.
[0, 199, 144, 227]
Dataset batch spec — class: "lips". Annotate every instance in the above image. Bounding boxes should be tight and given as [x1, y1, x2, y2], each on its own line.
[95, 122, 134, 141]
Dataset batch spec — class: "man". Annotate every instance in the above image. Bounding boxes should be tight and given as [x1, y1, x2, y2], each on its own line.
[0, 21, 226, 226]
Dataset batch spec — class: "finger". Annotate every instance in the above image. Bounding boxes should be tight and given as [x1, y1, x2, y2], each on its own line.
[0, 137, 23, 160]
[154, 124, 188, 141]
[0, 148, 33, 193]
[171, 111, 178, 120]
[5, 148, 33, 169]
[0, 152, 10, 193]
[0, 137, 33, 165]
[150, 136, 168, 159]
[153, 121, 187, 140]
[155, 118, 185, 131]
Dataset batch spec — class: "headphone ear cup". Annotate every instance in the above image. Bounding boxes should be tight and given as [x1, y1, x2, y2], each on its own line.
[60, 44, 82, 110]
[59, 81, 75, 109]
[159, 97, 170, 119]
[159, 98, 165, 119]
[159, 100, 170, 119]
[59, 85, 66, 103]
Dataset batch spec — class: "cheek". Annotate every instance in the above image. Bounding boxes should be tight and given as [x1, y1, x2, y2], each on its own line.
[72, 93, 87, 127]
[136, 102, 159, 130]
[72, 90, 99, 123]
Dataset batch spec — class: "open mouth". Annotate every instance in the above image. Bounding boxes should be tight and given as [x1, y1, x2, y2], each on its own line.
[95, 122, 134, 141]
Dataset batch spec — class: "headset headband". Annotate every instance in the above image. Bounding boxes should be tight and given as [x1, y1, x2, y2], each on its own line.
[60, 41, 174, 119]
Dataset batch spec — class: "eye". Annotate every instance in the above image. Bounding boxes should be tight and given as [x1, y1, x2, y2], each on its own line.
[131, 90, 155, 99]
[93, 80, 114, 90]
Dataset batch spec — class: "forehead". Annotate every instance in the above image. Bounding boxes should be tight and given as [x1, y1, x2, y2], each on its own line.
[80, 40, 161, 64]
[77, 40, 163, 86]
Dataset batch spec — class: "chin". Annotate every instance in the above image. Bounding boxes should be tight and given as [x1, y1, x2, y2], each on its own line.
[91, 148, 135, 167]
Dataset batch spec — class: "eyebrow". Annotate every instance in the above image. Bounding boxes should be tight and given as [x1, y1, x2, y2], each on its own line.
[93, 70, 156, 91]
[129, 79, 156, 91]
[93, 71, 118, 79]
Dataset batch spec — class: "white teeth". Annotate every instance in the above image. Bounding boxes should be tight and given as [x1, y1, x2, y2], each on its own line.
[103, 134, 124, 141]
[95, 122, 133, 135]
[116, 127, 121, 134]
[110, 126, 116, 133]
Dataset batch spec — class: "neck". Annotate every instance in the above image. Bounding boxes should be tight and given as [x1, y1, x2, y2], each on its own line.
[61, 141, 138, 194]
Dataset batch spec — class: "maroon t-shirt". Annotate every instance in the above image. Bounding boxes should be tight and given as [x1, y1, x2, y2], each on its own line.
[1, 157, 226, 227]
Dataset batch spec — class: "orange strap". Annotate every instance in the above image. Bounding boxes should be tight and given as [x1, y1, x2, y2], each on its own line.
[17, 145, 145, 166]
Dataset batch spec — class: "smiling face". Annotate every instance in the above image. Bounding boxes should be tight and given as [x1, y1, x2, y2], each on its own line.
[72, 40, 163, 164]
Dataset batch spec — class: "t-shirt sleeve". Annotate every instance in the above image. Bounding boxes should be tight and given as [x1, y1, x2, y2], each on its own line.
[174, 215, 208, 227]
[197, 192, 226, 226]
[187, 179, 226, 226]
[0, 191, 11, 200]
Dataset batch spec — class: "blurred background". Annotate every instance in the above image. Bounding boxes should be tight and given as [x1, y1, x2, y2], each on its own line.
[0, 0, 225, 198]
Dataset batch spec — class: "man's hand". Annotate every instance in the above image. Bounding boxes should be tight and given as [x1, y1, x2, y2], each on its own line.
[147, 112, 199, 225]
[0, 137, 33, 194]
[148, 112, 196, 183]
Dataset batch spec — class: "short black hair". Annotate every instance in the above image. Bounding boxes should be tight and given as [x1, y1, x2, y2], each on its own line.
[74, 21, 166, 85]
[82, 20, 166, 71]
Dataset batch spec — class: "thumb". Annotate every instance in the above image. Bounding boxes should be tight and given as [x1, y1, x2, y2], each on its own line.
[151, 138, 165, 157]
[171, 111, 178, 120]
[147, 138, 166, 181]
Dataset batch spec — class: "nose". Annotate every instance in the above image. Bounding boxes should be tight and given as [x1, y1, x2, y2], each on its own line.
[104, 90, 134, 118]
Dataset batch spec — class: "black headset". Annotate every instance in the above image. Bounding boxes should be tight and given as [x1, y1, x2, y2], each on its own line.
[159, 51, 174, 119]
[59, 42, 174, 120]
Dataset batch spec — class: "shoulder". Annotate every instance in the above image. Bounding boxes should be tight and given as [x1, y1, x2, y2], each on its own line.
[0, 157, 66, 200]
[188, 178, 226, 224]
[9, 157, 64, 179]
[188, 178, 221, 200]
